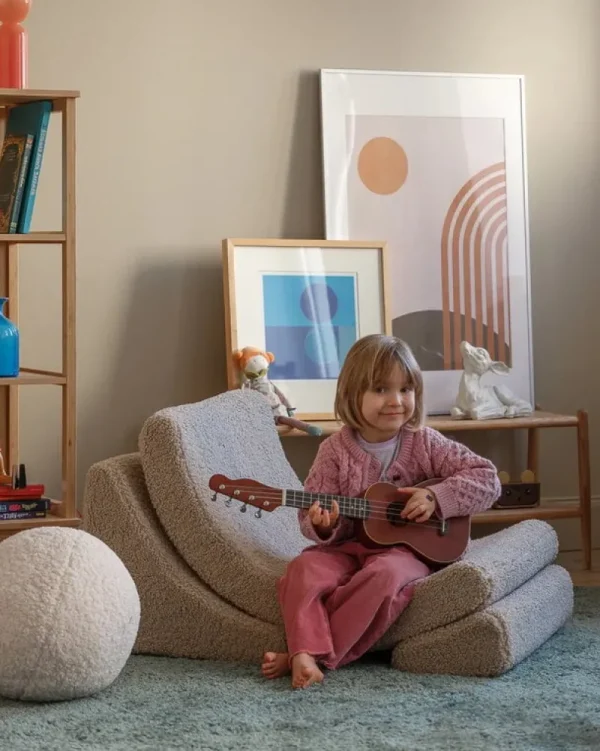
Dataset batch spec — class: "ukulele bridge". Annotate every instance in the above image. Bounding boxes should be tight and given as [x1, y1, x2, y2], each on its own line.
[439, 519, 448, 536]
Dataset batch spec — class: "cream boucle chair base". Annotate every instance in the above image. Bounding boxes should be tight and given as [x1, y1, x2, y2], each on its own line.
[392, 564, 573, 676]
[84, 453, 286, 664]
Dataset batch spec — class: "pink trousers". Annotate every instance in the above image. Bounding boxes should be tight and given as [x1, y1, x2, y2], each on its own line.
[277, 540, 431, 670]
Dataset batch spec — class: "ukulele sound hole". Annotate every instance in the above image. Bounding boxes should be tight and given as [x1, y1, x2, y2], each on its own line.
[387, 501, 408, 527]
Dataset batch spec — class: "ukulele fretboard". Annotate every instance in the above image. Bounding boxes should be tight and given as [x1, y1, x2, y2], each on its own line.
[283, 489, 370, 520]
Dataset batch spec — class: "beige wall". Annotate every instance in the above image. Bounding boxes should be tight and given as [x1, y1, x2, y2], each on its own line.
[17, 0, 599, 534]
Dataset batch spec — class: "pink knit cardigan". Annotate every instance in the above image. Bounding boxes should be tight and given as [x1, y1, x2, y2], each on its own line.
[299, 425, 501, 544]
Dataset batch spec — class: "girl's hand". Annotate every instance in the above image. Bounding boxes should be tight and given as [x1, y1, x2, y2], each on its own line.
[398, 488, 437, 523]
[308, 500, 340, 538]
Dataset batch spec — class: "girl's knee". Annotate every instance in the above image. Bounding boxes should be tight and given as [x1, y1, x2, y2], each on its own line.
[282, 550, 346, 594]
[367, 560, 402, 589]
[282, 552, 319, 586]
[368, 553, 430, 588]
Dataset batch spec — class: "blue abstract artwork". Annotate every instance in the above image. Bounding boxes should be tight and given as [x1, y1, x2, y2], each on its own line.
[262, 274, 357, 380]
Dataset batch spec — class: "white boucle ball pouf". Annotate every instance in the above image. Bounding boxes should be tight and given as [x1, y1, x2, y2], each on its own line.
[0, 527, 140, 702]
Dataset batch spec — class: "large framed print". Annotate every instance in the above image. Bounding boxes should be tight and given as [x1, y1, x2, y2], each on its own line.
[320, 69, 534, 415]
[223, 238, 390, 420]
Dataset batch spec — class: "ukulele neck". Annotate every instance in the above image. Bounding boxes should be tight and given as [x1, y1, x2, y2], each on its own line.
[282, 489, 369, 520]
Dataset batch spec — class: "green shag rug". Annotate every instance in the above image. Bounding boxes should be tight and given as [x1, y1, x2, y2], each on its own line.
[1, 587, 599, 751]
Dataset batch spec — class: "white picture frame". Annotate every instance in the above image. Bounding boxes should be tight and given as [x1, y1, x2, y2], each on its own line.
[320, 69, 534, 415]
[223, 238, 390, 420]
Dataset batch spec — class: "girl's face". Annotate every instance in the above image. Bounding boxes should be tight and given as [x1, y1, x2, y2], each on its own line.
[359, 363, 415, 443]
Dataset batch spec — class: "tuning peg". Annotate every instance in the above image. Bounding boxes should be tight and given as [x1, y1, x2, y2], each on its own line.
[255, 509, 262, 519]
[211, 493, 217, 502]
[225, 498, 232, 507]
[240, 504, 247, 513]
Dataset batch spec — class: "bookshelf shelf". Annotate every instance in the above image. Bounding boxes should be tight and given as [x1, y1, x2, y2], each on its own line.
[0, 232, 66, 243]
[0, 89, 80, 106]
[0, 370, 66, 386]
[276, 410, 580, 437]
[0, 510, 81, 540]
[473, 501, 579, 524]
[0, 88, 80, 537]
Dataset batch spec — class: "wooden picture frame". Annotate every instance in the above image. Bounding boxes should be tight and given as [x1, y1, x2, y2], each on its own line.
[222, 238, 391, 420]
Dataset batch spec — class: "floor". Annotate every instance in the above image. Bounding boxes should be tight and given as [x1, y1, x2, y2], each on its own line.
[3, 589, 600, 750]
[557, 548, 600, 585]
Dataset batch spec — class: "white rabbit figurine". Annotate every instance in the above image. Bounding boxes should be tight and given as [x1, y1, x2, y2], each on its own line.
[451, 341, 533, 420]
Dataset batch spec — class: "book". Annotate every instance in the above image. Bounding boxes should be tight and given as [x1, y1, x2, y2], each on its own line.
[0, 498, 51, 514]
[0, 134, 34, 233]
[0, 510, 46, 520]
[9, 134, 34, 233]
[3, 100, 52, 233]
[0, 483, 45, 499]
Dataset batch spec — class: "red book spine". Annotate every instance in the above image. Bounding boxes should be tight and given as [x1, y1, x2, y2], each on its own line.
[0, 484, 44, 499]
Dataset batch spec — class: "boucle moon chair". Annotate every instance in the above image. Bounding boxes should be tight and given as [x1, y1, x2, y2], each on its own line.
[83, 390, 573, 676]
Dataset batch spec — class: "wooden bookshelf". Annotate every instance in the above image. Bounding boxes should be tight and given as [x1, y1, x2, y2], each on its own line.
[279, 409, 592, 569]
[0, 89, 80, 540]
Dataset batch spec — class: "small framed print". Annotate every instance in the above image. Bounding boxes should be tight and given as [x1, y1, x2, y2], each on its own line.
[222, 238, 390, 420]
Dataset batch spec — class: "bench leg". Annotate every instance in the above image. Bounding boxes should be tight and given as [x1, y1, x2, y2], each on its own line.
[577, 410, 592, 570]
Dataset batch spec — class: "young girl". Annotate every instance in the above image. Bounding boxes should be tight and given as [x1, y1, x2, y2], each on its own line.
[261, 334, 501, 689]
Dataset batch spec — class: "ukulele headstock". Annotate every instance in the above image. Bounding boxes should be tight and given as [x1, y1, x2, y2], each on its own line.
[208, 474, 282, 517]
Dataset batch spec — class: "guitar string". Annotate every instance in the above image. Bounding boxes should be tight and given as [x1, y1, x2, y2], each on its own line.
[212, 487, 448, 530]
[212, 486, 439, 514]
[220, 497, 445, 530]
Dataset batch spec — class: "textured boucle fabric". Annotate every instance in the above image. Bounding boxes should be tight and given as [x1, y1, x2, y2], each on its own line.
[378, 519, 559, 647]
[84, 448, 567, 675]
[392, 564, 573, 676]
[83, 454, 286, 662]
[139, 390, 307, 625]
[83, 391, 571, 676]
[0, 527, 140, 702]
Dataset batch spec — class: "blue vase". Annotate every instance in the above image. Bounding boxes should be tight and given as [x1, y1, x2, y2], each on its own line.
[0, 298, 19, 377]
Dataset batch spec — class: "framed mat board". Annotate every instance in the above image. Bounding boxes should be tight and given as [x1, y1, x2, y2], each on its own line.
[320, 69, 534, 414]
[222, 238, 390, 420]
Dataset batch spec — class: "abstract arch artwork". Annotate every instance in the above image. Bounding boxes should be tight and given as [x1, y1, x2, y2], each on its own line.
[321, 70, 533, 413]
[441, 162, 511, 371]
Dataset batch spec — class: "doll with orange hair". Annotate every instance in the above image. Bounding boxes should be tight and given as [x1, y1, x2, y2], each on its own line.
[232, 347, 322, 436]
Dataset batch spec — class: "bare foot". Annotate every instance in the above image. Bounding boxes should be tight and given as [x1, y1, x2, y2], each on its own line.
[291, 652, 324, 689]
[261, 651, 290, 680]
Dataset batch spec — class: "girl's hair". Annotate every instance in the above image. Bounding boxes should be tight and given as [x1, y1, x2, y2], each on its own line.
[334, 334, 424, 431]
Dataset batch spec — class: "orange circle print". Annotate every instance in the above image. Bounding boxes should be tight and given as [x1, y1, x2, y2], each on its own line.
[358, 137, 408, 195]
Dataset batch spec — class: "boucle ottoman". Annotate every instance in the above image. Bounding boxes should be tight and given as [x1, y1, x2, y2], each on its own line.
[0, 527, 140, 701]
[392, 564, 573, 676]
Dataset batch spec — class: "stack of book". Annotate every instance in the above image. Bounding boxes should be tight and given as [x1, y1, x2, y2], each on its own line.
[0, 490, 50, 521]
[0, 461, 50, 521]
[0, 100, 51, 234]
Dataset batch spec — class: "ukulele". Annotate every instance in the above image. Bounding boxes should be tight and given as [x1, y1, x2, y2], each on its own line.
[208, 474, 471, 566]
